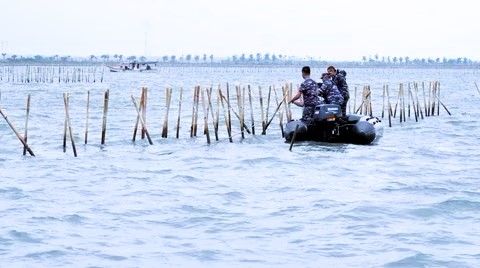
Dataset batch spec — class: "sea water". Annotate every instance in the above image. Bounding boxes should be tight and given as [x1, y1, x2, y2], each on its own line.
[1, 67, 479, 267]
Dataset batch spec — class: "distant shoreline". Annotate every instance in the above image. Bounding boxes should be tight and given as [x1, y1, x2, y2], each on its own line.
[1, 61, 479, 69]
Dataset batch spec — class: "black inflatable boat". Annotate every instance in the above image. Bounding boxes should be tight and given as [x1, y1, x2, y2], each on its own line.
[284, 104, 383, 145]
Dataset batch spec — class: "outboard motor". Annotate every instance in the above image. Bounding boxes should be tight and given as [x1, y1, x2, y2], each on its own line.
[313, 104, 342, 122]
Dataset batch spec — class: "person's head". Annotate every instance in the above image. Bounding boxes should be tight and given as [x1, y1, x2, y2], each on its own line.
[321, 72, 330, 81]
[327, 66, 337, 77]
[301, 66, 311, 78]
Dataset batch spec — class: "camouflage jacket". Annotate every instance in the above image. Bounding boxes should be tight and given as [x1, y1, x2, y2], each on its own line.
[333, 73, 349, 100]
[299, 78, 320, 107]
[319, 78, 344, 105]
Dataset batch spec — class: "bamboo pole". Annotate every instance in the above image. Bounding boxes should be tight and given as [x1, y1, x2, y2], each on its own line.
[289, 124, 300, 151]
[101, 89, 109, 145]
[265, 86, 272, 125]
[259, 86, 265, 134]
[381, 85, 385, 118]
[236, 86, 244, 139]
[0, 107, 35, 156]
[353, 87, 357, 113]
[162, 88, 172, 138]
[214, 87, 220, 141]
[194, 86, 200, 136]
[273, 87, 285, 137]
[63, 93, 77, 157]
[219, 93, 251, 134]
[176, 87, 183, 139]
[475, 82, 480, 96]
[264, 93, 287, 132]
[201, 89, 211, 144]
[131, 96, 153, 145]
[386, 85, 392, 127]
[141, 87, 148, 139]
[132, 88, 145, 141]
[434, 94, 452, 115]
[248, 85, 255, 135]
[84, 90, 90, 144]
[205, 87, 217, 141]
[226, 83, 232, 137]
[414, 83, 424, 120]
[219, 88, 233, 142]
[190, 86, 196, 137]
[409, 88, 418, 122]
[22, 94, 31, 156]
[437, 81, 440, 116]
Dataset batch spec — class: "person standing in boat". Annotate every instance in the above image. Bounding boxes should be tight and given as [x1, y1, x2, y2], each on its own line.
[289, 66, 321, 122]
[327, 66, 349, 115]
[319, 72, 344, 106]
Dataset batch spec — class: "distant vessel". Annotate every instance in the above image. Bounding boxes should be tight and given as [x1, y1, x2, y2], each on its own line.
[107, 61, 158, 72]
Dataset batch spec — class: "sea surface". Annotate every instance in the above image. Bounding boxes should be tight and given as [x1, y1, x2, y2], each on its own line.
[1, 66, 480, 267]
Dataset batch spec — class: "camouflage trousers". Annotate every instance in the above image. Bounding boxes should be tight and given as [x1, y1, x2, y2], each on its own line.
[301, 106, 316, 123]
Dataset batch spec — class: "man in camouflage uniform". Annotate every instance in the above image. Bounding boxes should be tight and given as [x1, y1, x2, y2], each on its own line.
[327, 66, 349, 115]
[319, 72, 344, 106]
[290, 66, 320, 122]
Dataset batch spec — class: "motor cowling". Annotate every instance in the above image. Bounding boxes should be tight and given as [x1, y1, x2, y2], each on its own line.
[313, 104, 342, 122]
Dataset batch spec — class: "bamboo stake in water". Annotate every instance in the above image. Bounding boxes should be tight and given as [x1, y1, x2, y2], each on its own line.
[219, 88, 233, 142]
[264, 94, 287, 132]
[219, 93, 251, 134]
[409, 88, 418, 122]
[475, 82, 480, 96]
[259, 86, 265, 134]
[162, 88, 172, 138]
[437, 81, 440, 116]
[0, 107, 35, 156]
[23, 94, 31, 156]
[289, 124, 300, 152]
[84, 90, 90, 144]
[141, 87, 148, 139]
[353, 86, 357, 114]
[176, 87, 183, 139]
[273, 87, 285, 137]
[101, 89, 109, 145]
[248, 85, 255, 135]
[63, 93, 77, 157]
[236, 86, 244, 139]
[201, 89, 211, 144]
[381, 85, 385, 118]
[132, 87, 145, 141]
[386, 85, 392, 127]
[131, 96, 153, 145]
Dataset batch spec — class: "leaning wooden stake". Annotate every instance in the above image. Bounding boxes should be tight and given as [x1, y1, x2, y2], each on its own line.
[289, 125, 300, 152]
[0, 107, 35, 156]
[264, 94, 287, 132]
[63, 93, 77, 157]
[475, 82, 480, 96]
[131, 96, 153, 145]
[84, 90, 90, 144]
[101, 89, 109, 145]
[23, 94, 31, 156]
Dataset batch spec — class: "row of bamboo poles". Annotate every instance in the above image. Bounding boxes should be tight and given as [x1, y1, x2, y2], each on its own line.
[353, 81, 451, 127]
[0, 81, 456, 157]
[0, 65, 104, 83]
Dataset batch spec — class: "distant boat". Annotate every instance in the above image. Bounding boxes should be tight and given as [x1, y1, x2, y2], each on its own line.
[107, 61, 158, 72]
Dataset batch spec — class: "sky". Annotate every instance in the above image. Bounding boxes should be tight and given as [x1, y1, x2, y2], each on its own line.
[1, 0, 480, 61]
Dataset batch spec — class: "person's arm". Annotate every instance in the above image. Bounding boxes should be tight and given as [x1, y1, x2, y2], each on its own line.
[290, 90, 302, 103]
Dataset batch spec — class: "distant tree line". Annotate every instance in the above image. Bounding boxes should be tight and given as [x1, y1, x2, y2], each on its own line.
[0, 52, 478, 68]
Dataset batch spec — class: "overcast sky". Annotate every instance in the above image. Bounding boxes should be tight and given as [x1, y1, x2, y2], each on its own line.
[1, 0, 479, 60]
